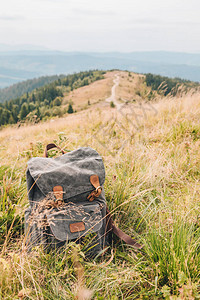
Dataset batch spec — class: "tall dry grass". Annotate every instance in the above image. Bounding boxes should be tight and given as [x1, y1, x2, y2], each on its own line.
[0, 88, 200, 299]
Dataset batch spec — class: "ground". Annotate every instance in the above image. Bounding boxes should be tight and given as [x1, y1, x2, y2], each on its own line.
[0, 71, 200, 299]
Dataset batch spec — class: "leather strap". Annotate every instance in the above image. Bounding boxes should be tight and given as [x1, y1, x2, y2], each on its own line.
[90, 175, 101, 189]
[87, 175, 102, 201]
[44, 143, 66, 157]
[53, 185, 64, 206]
[106, 206, 143, 249]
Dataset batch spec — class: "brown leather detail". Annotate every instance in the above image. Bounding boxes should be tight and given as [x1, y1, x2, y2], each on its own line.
[87, 188, 102, 202]
[44, 143, 66, 158]
[87, 175, 102, 201]
[53, 186, 64, 201]
[70, 222, 85, 233]
[112, 225, 143, 249]
[106, 206, 143, 249]
[90, 175, 100, 189]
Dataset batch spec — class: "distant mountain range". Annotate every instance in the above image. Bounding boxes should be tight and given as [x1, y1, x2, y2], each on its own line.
[0, 48, 200, 88]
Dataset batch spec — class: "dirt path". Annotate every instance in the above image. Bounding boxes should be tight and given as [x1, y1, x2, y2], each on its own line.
[106, 74, 122, 110]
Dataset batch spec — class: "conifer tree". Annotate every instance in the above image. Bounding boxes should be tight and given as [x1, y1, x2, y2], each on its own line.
[67, 103, 74, 114]
[19, 103, 28, 120]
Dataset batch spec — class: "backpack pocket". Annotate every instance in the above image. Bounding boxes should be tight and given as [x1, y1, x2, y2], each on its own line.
[47, 203, 103, 241]
[25, 202, 105, 256]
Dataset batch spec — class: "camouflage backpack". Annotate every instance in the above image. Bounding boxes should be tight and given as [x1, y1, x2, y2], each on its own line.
[25, 144, 142, 257]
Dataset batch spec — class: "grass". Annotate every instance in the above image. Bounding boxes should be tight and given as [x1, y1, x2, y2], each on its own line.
[62, 71, 114, 111]
[115, 71, 153, 102]
[0, 81, 200, 298]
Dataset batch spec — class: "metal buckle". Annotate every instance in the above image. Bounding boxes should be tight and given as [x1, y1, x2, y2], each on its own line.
[95, 186, 102, 192]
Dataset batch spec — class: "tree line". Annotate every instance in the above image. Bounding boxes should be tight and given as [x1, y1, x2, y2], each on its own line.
[0, 74, 66, 103]
[0, 70, 105, 127]
[145, 73, 199, 96]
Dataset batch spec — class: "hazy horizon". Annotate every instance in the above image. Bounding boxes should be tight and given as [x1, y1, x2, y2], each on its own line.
[0, 43, 200, 55]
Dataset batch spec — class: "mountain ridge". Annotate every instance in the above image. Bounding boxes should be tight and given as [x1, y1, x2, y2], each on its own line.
[0, 70, 198, 127]
[0, 50, 200, 88]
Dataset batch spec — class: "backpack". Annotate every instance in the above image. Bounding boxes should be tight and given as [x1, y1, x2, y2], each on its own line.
[25, 144, 142, 257]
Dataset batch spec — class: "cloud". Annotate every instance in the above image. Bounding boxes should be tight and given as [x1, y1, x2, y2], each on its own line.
[126, 17, 200, 28]
[72, 8, 116, 16]
[0, 15, 25, 21]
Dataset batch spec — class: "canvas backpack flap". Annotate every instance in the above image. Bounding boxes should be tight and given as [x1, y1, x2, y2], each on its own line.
[26, 147, 105, 206]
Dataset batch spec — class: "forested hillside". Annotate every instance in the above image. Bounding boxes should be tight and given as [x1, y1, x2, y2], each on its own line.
[0, 70, 105, 126]
[145, 73, 199, 96]
[0, 74, 66, 103]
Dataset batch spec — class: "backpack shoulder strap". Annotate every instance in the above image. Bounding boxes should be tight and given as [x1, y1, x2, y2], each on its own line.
[44, 143, 66, 157]
[106, 206, 143, 249]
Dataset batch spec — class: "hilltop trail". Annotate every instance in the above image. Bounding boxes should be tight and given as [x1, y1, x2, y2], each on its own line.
[106, 74, 122, 110]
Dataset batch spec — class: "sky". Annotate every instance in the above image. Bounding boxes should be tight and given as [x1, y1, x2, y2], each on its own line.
[0, 0, 200, 53]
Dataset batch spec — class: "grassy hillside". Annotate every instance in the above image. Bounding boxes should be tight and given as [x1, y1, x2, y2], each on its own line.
[0, 72, 200, 299]
[0, 70, 105, 126]
[1, 70, 198, 128]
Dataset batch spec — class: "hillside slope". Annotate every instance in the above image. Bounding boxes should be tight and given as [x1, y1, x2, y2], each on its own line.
[3, 69, 197, 128]
[0, 71, 200, 298]
[0, 74, 66, 103]
[0, 70, 105, 126]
